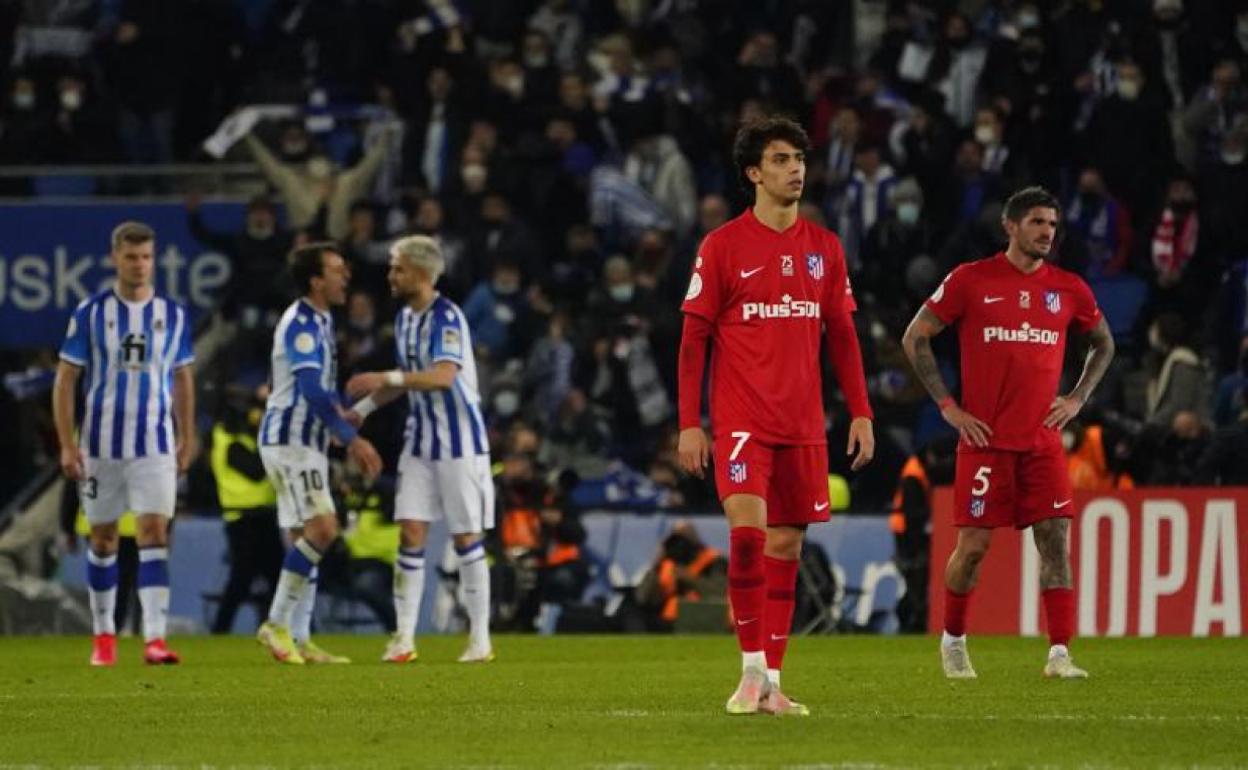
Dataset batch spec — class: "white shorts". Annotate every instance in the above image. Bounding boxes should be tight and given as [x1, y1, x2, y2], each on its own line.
[81, 454, 177, 525]
[260, 445, 336, 530]
[395, 453, 495, 535]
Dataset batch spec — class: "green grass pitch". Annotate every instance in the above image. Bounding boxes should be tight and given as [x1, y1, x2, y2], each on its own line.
[1, 634, 1245, 768]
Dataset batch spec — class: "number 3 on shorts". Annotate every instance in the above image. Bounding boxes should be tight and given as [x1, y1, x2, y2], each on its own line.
[972, 465, 992, 496]
[729, 431, 751, 461]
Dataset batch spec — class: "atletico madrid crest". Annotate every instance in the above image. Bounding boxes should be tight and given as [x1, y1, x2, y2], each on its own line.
[969, 497, 985, 518]
[806, 253, 825, 280]
[1044, 290, 1061, 314]
[729, 461, 748, 484]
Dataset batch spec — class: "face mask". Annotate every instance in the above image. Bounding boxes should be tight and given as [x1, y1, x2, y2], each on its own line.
[1017, 11, 1040, 29]
[502, 74, 524, 97]
[492, 280, 519, 296]
[12, 91, 34, 110]
[608, 284, 635, 303]
[1223, 151, 1246, 165]
[523, 51, 549, 69]
[973, 124, 996, 145]
[60, 90, 82, 111]
[493, 390, 520, 417]
[1116, 80, 1141, 100]
[897, 202, 921, 226]
[247, 221, 275, 239]
[282, 141, 308, 159]
[462, 163, 487, 186]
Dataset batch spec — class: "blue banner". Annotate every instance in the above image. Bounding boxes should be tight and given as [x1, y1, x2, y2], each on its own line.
[0, 202, 245, 349]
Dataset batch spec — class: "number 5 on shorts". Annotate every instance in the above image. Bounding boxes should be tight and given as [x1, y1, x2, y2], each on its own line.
[729, 431, 751, 461]
[972, 465, 992, 496]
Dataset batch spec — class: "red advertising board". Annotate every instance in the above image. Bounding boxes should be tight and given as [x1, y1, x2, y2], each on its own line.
[928, 488, 1248, 636]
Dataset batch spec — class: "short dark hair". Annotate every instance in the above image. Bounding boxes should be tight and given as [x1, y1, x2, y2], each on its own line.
[1004, 186, 1061, 222]
[732, 115, 810, 192]
[111, 221, 155, 251]
[289, 242, 340, 294]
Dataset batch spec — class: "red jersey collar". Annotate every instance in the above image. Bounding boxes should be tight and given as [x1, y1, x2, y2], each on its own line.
[994, 250, 1050, 279]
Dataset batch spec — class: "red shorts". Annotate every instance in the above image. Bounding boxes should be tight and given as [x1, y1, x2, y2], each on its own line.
[712, 433, 830, 527]
[953, 444, 1073, 529]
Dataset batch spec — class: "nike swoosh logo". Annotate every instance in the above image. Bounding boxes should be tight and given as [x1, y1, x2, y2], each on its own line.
[740, 267, 764, 278]
[736, 617, 758, 626]
[1053, 499, 1072, 509]
[770, 634, 788, 641]
[814, 502, 829, 511]
[984, 296, 1004, 304]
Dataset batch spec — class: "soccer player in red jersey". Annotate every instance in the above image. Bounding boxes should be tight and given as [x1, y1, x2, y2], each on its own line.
[678, 116, 875, 715]
[901, 186, 1115, 679]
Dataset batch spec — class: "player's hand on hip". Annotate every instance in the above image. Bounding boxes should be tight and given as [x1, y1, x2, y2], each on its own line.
[941, 404, 993, 447]
[847, 416, 875, 471]
[60, 446, 85, 481]
[348, 436, 383, 481]
[1043, 394, 1084, 430]
[346, 372, 384, 400]
[677, 427, 710, 478]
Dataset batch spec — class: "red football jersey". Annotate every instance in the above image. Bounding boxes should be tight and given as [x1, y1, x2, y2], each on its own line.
[681, 209, 855, 445]
[925, 252, 1102, 451]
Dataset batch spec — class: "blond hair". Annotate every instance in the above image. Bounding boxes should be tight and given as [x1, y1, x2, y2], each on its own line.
[391, 234, 445, 284]
[111, 221, 155, 252]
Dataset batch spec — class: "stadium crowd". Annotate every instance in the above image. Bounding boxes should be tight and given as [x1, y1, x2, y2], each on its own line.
[3, 1, 1248, 625]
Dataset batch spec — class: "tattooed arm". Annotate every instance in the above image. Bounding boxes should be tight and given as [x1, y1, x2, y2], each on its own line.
[1045, 316, 1115, 429]
[902, 305, 993, 447]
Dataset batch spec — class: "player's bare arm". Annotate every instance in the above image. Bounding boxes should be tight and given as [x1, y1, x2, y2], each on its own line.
[902, 305, 993, 447]
[173, 365, 197, 473]
[346, 361, 458, 400]
[52, 360, 84, 481]
[1044, 317, 1115, 430]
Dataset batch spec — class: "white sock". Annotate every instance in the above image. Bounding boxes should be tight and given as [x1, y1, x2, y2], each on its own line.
[291, 567, 318, 646]
[767, 668, 781, 688]
[1048, 643, 1069, 659]
[268, 539, 321, 627]
[942, 631, 967, 648]
[457, 541, 491, 649]
[393, 547, 426, 644]
[86, 550, 118, 636]
[742, 650, 767, 671]
[138, 546, 170, 642]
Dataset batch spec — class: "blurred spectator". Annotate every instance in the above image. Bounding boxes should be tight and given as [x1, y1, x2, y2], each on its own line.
[1064, 167, 1133, 280]
[1199, 127, 1248, 261]
[523, 310, 575, 427]
[898, 11, 987, 128]
[339, 201, 390, 300]
[861, 177, 940, 312]
[0, 75, 44, 190]
[1182, 58, 1247, 167]
[1213, 339, 1248, 427]
[636, 521, 726, 632]
[889, 436, 956, 633]
[623, 128, 697, 238]
[106, 1, 180, 166]
[468, 191, 542, 287]
[1081, 59, 1174, 214]
[1066, 421, 1136, 491]
[1196, 387, 1248, 484]
[409, 195, 472, 301]
[971, 105, 1018, 182]
[887, 93, 956, 202]
[932, 139, 1003, 258]
[340, 290, 384, 374]
[727, 30, 804, 115]
[209, 385, 282, 634]
[463, 258, 536, 363]
[244, 122, 394, 240]
[401, 65, 469, 194]
[1146, 173, 1208, 313]
[1136, 410, 1211, 485]
[537, 388, 613, 480]
[1145, 313, 1211, 426]
[529, 0, 585, 72]
[838, 143, 897, 269]
[186, 192, 292, 327]
[39, 74, 115, 164]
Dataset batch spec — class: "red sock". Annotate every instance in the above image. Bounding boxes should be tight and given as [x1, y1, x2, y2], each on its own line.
[1042, 587, 1075, 646]
[763, 555, 799, 671]
[728, 527, 766, 653]
[944, 587, 972, 636]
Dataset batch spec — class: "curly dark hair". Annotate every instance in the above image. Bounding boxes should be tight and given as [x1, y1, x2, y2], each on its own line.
[1003, 186, 1062, 222]
[732, 115, 810, 193]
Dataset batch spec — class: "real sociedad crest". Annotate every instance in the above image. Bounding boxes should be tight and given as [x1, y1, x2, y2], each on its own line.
[806, 252, 825, 280]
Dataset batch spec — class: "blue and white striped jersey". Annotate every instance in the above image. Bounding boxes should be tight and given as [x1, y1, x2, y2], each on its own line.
[396, 294, 488, 460]
[59, 288, 195, 459]
[260, 299, 340, 452]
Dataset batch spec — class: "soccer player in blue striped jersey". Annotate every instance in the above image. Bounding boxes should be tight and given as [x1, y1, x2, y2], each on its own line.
[346, 235, 495, 663]
[52, 221, 196, 667]
[256, 242, 382, 665]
